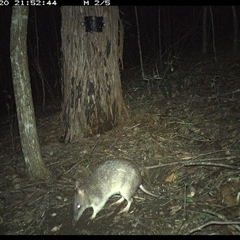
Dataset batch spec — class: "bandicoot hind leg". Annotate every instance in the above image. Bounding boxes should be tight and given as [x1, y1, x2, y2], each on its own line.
[118, 198, 133, 214]
[110, 197, 125, 207]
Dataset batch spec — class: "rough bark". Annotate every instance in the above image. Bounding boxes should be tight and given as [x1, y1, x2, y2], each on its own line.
[61, 6, 128, 142]
[10, 6, 51, 181]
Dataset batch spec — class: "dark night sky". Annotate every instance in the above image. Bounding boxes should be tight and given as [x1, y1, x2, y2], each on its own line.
[0, 6, 238, 114]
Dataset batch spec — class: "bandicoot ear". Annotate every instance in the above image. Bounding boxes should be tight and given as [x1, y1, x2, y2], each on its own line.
[77, 189, 84, 195]
[75, 180, 80, 188]
[75, 181, 84, 195]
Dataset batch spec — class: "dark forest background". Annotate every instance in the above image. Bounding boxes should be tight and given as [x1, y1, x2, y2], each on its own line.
[0, 6, 238, 116]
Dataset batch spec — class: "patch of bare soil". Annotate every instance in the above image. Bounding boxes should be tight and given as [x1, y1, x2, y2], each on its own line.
[1, 52, 240, 235]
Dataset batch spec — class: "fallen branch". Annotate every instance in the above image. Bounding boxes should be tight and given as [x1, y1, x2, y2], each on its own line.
[188, 221, 240, 234]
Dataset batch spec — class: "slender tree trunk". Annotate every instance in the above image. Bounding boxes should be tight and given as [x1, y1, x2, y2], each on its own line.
[209, 6, 217, 61]
[202, 6, 207, 55]
[232, 6, 238, 56]
[158, 6, 162, 69]
[135, 6, 145, 79]
[61, 6, 128, 142]
[10, 6, 51, 181]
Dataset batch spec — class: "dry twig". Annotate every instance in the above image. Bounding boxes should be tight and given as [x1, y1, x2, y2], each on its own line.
[188, 221, 240, 235]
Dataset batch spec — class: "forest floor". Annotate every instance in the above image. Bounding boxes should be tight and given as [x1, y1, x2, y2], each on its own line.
[1, 49, 240, 235]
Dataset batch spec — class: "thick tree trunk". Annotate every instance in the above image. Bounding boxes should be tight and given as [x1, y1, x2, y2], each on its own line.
[61, 6, 128, 142]
[10, 6, 51, 181]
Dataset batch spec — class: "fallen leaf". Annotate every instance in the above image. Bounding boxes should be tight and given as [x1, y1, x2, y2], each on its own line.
[165, 172, 177, 182]
[51, 224, 62, 232]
